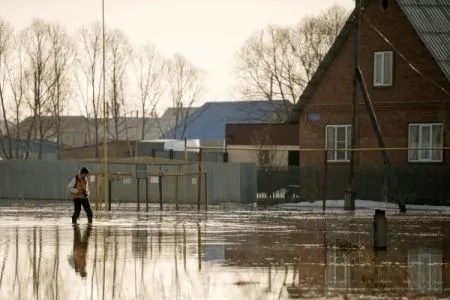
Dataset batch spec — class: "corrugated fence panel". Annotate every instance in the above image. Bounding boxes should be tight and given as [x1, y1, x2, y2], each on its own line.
[0, 160, 256, 205]
[203, 162, 253, 204]
[240, 163, 257, 203]
[0, 160, 77, 200]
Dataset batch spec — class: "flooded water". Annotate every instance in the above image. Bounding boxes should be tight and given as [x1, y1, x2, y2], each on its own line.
[1, 202, 450, 299]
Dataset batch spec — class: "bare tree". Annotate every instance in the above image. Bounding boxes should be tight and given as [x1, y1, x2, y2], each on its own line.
[235, 25, 304, 113]
[6, 34, 28, 159]
[0, 18, 14, 159]
[234, 4, 349, 120]
[132, 44, 165, 140]
[290, 4, 349, 81]
[47, 23, 75, 158]
[77, 23, 103, 157]
[21, 19, 53, 159]
[251, 132, 278, 168]
[164, 53, 205, 139]
[106, 28, 130, 141]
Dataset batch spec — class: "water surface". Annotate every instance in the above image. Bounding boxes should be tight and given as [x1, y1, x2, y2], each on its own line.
[1, 201, 449, 299]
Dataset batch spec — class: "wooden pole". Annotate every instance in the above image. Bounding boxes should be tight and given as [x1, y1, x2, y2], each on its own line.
[108, 179, 112, 211]
[137, 178, 140, 211]
[197, 148, 203, 211]
[102, 0, 108, 209]
[356, 68, 405, 212]
[346, 0, 361, 211]
[175, 174, 179, 210]
[322, 150, 328, 212]
[145, 176, 149, 212]
[197, 223, 202, 271]
[159, 175, 163, 211]
[204, 172, 208, 211]
[95, 175, 100, 210]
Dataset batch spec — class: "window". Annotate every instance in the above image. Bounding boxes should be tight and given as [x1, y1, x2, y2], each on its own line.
[326, 125, 351, 162]
[408, 123, 443, 162]
[325, 249, 352, 289]
[408, 247, 443, 293]
[374, 51, 393, 86]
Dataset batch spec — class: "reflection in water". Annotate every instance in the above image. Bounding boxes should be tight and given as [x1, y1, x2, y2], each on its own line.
[408, 247, 443, 293]
[68, 224, 92, 278]
[0, 208, 450, 299]
[325, 248, 352, 289]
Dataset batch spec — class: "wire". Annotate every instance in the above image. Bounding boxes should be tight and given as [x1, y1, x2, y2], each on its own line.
[363, 15, 450, 97]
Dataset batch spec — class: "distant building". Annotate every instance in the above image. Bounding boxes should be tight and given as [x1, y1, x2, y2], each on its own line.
[163, 100, 291, 145]
[0, 138, 58, 160]
[225, 123, 299, 167]
[15, 115, 91, 148]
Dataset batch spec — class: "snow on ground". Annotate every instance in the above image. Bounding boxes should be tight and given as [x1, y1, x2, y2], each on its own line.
[277, 199, 450, 212]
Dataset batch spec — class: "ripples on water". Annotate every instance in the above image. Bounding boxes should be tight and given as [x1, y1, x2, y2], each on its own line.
[1, 201, 450, 299]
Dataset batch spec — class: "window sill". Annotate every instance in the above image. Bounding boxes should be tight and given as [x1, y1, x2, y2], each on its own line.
[327, 160, 350, 163]
[408, 160, 444, 165]
[373, 83, 393, 87]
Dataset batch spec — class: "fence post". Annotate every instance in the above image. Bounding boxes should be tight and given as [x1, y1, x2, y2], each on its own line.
[137, 178, 140, 211]
[159, 174, 163, 211]
[108, 179, 112, 211]
[204, 172, 208, 210]
[175, 174, 179, 210]
[145, 176, 149, 212]
[197, 148, 203, 210]
[374, 209, 388, 249]
[322, 149, 328, 212]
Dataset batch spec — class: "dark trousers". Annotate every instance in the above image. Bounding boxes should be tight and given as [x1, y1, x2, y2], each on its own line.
[72, 198, 93, 223]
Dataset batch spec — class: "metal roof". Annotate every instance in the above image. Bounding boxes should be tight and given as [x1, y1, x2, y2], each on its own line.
[397, 0, 450, 82]
[163, 100, 290, 140]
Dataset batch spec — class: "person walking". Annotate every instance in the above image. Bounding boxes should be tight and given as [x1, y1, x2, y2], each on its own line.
[67, 167, 93, 224]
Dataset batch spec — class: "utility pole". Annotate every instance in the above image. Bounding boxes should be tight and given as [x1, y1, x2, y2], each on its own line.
[345, 0, 361, 211]
[102, 0, 109, 207]
[345, 0, 405, 212]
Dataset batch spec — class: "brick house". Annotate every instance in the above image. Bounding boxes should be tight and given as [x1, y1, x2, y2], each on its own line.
[287, 0, 450, 168]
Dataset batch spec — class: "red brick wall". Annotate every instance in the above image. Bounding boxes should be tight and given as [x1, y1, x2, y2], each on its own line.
[299, 0, 450, 167]
[226, 123, 299, 145]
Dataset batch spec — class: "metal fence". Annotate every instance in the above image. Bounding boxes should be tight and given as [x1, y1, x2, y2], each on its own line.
[2, 149, 450, 207]
[0, 160, 257, 206]
[189, 145, 450, 206]
[255, 164, 450, 206]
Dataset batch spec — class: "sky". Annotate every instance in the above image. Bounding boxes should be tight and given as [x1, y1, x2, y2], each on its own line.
[2, 0, 354, 113]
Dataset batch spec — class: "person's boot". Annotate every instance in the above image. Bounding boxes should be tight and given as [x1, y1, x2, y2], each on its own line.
[72, 217, 77, 224]
[87, 215, 92, 224]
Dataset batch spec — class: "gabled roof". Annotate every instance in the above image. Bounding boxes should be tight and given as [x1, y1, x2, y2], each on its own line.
[287, 0, 450, 123]
[397, 0, 450, 82]
[160, 107, 199, 119]
[164, 100, 291, 140]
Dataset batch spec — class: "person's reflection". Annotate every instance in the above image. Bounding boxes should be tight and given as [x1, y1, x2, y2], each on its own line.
[69, 224, 92, 278]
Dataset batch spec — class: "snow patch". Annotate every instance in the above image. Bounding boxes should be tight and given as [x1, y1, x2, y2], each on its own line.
[276, 199, 450, 212]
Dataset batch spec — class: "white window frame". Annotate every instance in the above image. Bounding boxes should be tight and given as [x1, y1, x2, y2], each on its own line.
[325, 125, 351, 162]
[373, 51, 393, 87]
[408, 123, 443, 163]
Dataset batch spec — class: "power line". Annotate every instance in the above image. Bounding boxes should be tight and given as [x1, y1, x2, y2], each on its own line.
[363, 15, 450, 97]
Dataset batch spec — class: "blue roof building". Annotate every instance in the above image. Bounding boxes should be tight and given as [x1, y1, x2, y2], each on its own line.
[163, 100, 291, 141]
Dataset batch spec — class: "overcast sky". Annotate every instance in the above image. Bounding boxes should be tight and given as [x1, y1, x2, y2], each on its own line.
[2, 0, 354, 111]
